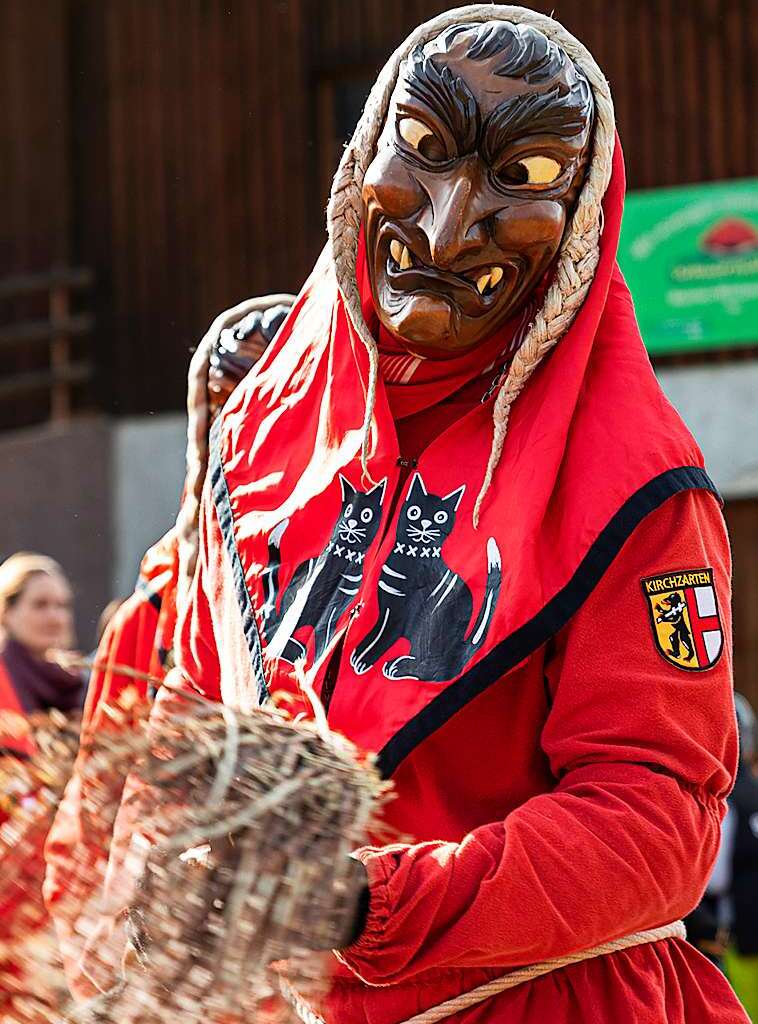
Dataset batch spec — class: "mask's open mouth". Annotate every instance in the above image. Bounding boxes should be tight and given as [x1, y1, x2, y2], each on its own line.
[382, 233, 519, 314]
[388, 238, 506, 296]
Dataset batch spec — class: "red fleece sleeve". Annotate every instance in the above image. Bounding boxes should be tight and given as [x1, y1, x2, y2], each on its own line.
[340, 489, 737, 983]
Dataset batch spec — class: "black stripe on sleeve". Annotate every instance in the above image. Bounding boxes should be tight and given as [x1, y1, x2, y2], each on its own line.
[377, 466, 720, 778]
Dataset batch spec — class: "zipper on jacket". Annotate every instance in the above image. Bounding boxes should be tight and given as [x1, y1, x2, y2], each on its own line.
[371, 454, 417, 550]
[320, 608, 361, 715]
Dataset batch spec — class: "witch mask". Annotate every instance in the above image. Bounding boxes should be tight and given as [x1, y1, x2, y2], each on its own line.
[361, 21, 595, 358]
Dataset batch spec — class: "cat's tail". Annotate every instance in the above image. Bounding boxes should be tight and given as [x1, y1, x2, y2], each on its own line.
[466, 538, 502, 652]
[260, 518, 289, 631]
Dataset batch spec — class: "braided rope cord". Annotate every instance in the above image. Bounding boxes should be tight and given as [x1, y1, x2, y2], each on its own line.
[280, 921, 686, 1024]
[325, 4, 615, 523]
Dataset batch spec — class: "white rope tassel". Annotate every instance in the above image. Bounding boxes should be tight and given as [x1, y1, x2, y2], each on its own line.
[325, 4, 616, 523]
[280, 921, 687, 1024]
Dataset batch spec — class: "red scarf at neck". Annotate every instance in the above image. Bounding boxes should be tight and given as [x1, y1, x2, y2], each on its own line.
[354, 231, 537, 421]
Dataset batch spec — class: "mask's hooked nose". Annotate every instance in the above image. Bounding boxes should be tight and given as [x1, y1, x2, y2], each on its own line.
[417, 156, 491, 270]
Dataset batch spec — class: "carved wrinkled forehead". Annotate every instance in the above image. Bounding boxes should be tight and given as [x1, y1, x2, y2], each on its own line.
[388, 20, 594, 151]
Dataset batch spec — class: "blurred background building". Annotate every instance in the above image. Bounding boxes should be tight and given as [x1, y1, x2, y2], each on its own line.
[1, 0, 757, 699]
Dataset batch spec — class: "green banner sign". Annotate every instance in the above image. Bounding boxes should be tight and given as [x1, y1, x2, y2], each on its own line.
[618, 178, 758, 355]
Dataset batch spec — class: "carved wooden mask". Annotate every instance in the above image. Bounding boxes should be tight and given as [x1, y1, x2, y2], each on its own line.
[362, 22, 595, 357]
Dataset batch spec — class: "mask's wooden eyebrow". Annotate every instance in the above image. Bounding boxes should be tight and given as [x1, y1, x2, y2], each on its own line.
[401, 47, 480, 154]
[482, 83, 594, 167]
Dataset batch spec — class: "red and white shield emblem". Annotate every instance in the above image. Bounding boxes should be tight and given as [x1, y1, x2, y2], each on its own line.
[641, 567, 723, 671]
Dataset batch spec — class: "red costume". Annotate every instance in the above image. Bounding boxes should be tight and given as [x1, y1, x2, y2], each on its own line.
[135, 141, 742, 1021]
[0, 632, 85, 1017]
[45, 40, 747, 1024]
[43, 292, 295, 999]
[0, 660, 32, 757]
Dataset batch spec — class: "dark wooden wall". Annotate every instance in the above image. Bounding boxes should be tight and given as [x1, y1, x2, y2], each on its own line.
[66, 0, 313, 414]
[3, 0, 756, 417]
[0, 2, 75, 429]
[0, 0, 71, 276]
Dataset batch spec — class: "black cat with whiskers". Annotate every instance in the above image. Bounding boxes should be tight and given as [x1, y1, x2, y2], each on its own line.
[350, 473, 502, 682]
[261, 475, 386, 664]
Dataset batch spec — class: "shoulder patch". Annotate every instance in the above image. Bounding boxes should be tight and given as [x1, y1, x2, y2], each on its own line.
[641, 568, 723, 671]
[643, 569, 725, 671]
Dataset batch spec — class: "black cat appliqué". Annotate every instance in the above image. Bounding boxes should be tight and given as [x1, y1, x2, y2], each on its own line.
[261, 475, 387, 664]
[350, 473, 502, 682]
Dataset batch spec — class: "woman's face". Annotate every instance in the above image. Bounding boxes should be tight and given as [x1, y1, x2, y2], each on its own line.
[3, 573, 74, 656]
[361, 25, 594, 358]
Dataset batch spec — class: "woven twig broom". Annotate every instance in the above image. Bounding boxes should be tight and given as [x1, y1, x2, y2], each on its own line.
[65, 686, 388, 1024]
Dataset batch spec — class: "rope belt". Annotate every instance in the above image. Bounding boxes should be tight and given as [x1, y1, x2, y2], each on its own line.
[279, 921, 686, 1024]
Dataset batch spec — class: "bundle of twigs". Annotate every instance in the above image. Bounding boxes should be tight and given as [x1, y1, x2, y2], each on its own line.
[71, 687, 388, 1024]
[0, 709, 83, 1024]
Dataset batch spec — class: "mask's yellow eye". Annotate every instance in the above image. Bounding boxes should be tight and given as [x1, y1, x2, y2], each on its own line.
[398, 117, 434, 150]
[499, 155, 563, 186]
[397, 117, 447, 162]
[518, 155, 563, 185]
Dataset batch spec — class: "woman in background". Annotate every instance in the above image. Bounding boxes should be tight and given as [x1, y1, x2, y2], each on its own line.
[0, 555, 84, 1017]
[0, 554, 84, 1018]
[0, 552, 84, 732]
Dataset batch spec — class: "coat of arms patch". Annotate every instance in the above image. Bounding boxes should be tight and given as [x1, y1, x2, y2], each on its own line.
[641, 567, 723, 671]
